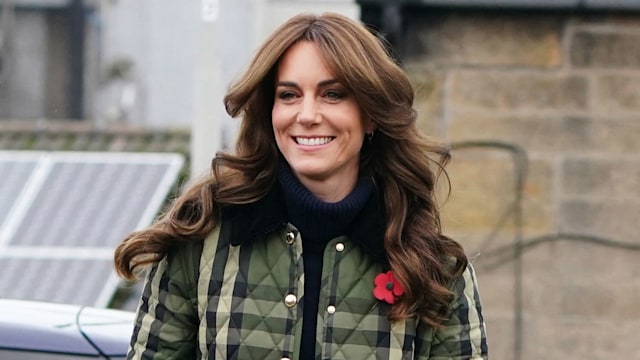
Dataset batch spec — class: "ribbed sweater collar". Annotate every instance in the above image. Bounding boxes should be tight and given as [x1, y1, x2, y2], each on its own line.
[220, 164, 388, 265]
[277, 163, 373, 251]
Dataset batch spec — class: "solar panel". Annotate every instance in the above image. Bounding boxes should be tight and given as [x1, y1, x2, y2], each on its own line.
[0, 151, 184, 307]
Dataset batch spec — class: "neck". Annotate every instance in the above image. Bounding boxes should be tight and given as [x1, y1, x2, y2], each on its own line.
[291, 168, 359, 203]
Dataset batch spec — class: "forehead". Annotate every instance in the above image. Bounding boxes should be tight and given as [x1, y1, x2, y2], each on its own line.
[276, 41, 335, 80]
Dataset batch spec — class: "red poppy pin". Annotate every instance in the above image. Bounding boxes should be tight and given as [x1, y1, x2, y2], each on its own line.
[373, 270, 405, 304]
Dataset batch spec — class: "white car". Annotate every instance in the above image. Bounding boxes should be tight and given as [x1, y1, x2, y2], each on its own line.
[0, 299, 134, 359]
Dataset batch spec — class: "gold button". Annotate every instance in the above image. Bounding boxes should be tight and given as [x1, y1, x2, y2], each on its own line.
[327, 305, 336, 314]
[284, 294, 297, 307]
[335, 242, 345, 252]
[285, 231, 295, 244]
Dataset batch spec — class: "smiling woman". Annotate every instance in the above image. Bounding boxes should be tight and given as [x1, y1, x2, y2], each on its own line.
[114, 12, 488, 360]
[272, 41, 369, 202]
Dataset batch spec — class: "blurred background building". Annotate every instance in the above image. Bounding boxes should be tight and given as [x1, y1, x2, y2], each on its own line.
[1, 0, 640, 359]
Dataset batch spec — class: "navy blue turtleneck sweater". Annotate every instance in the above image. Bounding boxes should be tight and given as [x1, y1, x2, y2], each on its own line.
[277, 163, 373, 359]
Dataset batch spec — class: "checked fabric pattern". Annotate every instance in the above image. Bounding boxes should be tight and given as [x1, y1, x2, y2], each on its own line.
[127, 223, 488, 359]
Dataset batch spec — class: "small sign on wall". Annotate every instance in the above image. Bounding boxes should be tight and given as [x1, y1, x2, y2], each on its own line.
[202, 0, 219, 22]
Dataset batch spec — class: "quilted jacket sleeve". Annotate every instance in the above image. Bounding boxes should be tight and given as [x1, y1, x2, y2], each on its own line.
[416, 263, 489, 359]
[127, 246, 199, 360]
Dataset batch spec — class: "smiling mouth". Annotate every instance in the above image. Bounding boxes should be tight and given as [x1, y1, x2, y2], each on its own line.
[294, 137, 334, 146]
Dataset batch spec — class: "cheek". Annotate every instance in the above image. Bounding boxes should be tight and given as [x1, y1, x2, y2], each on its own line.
[271, 107, 280, 129]
[271, 105, 290, 131]
[271, 110, 286, 151]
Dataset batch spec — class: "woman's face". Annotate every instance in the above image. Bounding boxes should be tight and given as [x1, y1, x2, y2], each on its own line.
[272, 41, 369, 202]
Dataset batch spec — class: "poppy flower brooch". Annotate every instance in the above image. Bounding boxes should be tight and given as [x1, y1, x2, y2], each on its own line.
[373, 270, 404, 304]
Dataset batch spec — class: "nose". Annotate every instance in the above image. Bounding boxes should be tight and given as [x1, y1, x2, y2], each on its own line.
[296, 97, 320, 126]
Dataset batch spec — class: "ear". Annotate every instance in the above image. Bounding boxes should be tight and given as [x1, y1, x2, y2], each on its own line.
[365, 119, 377, 134]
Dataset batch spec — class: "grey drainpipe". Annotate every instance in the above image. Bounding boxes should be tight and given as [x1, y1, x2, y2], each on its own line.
[67, 0, 85, 120]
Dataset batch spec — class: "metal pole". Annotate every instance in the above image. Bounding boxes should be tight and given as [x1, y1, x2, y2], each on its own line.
[191, 0, 222, 177]
[191, 0, 258, 177]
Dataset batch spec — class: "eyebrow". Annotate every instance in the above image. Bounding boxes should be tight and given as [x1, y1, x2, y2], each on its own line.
[275, 79, 340, 88]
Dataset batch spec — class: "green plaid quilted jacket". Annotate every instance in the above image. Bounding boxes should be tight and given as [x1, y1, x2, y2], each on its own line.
[128, 187, 488, 359]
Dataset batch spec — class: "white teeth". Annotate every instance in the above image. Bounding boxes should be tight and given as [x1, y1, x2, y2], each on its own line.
[295, 137, 333, 146]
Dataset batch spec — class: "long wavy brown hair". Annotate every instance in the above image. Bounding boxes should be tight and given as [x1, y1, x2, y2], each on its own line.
[114, 12, 467, 328]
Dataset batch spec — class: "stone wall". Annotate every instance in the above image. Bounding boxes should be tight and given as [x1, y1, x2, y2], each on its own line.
[400, 8, 640, 360]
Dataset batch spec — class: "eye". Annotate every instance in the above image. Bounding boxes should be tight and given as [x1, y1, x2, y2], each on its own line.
[277, 90, 297, 101]
[324, 89, 346, 101]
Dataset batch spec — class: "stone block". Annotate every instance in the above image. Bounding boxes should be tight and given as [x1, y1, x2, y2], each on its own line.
[562, 157, 640, 198]
[440, 153, 513, 232]
[449, 113, 583, 152]
[556, 240, 640, 287]
[511, 242, 599, 317]
[439, 150, 554, 238]
[560, 199, 640, 243]
[481, 315, 514, 360]
[474, 227, 640, 317]
[559, 284, 640, 319]
[594, 73, 640, 112]
[587, 116, 640, 153]
[404, 11, 562, 68]
[527, 318, 640, 359]
[470, 232, 640, 358]
[571, 30, 640, 68]
[449, 113, 640, 154]
[520, 265, 566, 318]
[406, 68, 445, 136]
[472, 264, 515, 315]
[448, 71, 587, 111]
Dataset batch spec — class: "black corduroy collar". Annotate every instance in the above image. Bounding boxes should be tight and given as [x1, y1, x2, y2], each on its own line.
[220, 182, 389, 265]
